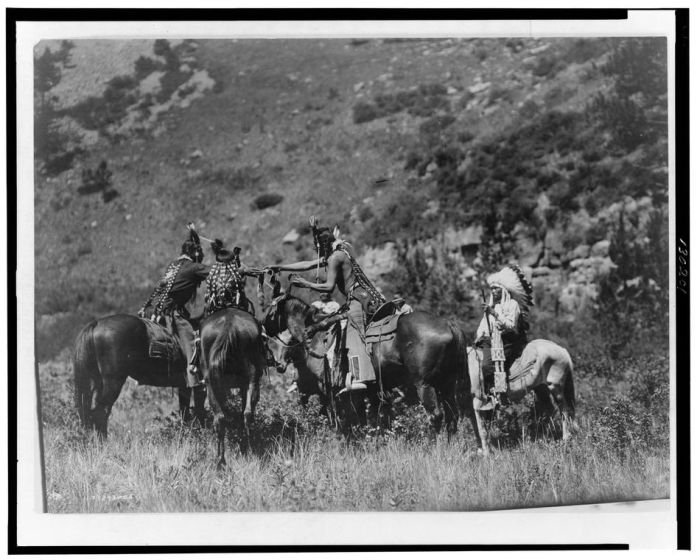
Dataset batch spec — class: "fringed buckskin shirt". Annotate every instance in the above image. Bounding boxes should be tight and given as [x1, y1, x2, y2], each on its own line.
[476, 298, 522, 340]
[167, 260, 210, 307]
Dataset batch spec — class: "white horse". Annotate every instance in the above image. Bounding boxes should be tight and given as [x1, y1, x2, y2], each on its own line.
[466, 339, 577, 455]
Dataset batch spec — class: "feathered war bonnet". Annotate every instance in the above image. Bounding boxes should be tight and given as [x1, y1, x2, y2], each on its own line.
[487, 264, 534, 323]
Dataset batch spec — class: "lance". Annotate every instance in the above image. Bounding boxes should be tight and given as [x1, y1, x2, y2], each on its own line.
[480, 285, 493, 339]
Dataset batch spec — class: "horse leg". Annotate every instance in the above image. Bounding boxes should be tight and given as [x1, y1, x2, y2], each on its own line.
[178, 388, 192, 423]
[364, 387, 391, 432]
[548, 378, 576, 442]
[417, 384, 443, 435]
[471, 397, 491, 455]
[533, 385, 556, 439]
[91, 376, 126, 439]
[192, 385, 207, 425]
[437, 383, 459, 441]
[243, 375, 260, 453]
[207, 376, 229, 468]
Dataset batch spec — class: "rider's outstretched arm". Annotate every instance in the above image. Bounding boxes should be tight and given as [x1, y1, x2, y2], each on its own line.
[240, 265, 265, 277]
[292, 258, 338, 293]
[272, 257, 324, 273]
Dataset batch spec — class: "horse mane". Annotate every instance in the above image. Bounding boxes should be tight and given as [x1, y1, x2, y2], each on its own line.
[264, 292, 313, 335]
[284, 294, 312, 316]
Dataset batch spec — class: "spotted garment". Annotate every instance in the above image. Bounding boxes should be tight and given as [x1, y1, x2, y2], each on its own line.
[204, 261, 246, 315]
[152, 259, 186, 316]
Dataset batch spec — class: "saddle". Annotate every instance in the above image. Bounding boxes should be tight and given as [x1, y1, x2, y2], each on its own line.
[469, 345, 537, 399]
[140, 317, 184, 363]
[364, 299, 410, 346]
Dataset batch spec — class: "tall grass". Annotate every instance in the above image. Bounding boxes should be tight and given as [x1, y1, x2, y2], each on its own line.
[41, 355, 669, 513]
[44, 416, 669, 513]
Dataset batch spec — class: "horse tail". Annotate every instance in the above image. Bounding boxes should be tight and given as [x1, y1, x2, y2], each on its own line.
[209, 320, 239, 382]
[563, 351, 576, 412]
[73, 320, 99, 428]
[448, 321, 471, 406]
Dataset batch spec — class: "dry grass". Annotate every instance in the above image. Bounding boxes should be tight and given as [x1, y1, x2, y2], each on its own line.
[41, 354, 669, 513]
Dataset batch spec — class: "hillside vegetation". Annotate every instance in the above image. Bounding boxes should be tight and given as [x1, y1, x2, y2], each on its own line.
[33, 37, 670, 513]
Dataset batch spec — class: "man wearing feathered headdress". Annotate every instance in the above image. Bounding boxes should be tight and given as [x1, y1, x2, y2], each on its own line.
[475, 264, 534, 410]
[267, 216, 386, 392]
[138, 223, 210, 388]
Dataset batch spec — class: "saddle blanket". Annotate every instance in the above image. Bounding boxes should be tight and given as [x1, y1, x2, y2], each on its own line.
[364, 308, 411, 345]
[141, 318, 183, 363]
[468, 345, 537, 399]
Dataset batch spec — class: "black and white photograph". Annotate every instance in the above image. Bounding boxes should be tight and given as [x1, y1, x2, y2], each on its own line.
[12, 7, 688, 550]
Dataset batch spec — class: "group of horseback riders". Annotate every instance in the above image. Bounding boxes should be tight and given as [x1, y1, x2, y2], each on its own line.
[137, 219, 534, 410]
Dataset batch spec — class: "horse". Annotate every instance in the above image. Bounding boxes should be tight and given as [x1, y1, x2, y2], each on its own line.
[263, 293, 473, 439]
[466, 339, 578, 455]
[199, 307, 267, 467]
[73, 314, 206, 438]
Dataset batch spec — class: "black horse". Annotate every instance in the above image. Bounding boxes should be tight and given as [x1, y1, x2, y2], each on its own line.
[264, 294, 475, 438]
[73, 314, 206, 437]
[73, 310, 266, 467]
[200, 307, 266, 467]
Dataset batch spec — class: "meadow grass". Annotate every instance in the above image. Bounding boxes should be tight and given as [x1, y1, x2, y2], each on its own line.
[41, 354, 669, 513]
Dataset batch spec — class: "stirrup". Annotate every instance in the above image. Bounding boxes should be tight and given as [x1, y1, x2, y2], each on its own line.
[479, 395, 498, 412]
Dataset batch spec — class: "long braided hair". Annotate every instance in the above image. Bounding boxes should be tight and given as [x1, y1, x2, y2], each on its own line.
[142, 223, 203, 318]
[204, 239, 246, 315]
[309, 216, 385, 309]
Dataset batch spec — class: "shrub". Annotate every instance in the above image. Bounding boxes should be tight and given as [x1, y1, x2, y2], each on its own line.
[34, 41, 80, 174]
[353, 102, 381, 124]
[200, 166, 260, 192]
[134, 55, 163, 80]
[532, 56, 557, 77]
[563, 38, 610, 65]
[252, 193, 284, 210]
[78, 160, 113, 195]
[602, 38, 667, 105]
[156, 70, 191, 103]
[68, 74, 140, 132]
[419, 114, 456, 138]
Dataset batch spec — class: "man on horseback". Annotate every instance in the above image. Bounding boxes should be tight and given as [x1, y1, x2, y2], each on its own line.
[205, 239, 264, 315]
[138, 223, 210, 388]
[475, 264, 533, 411]
[268, 217, 386, 392]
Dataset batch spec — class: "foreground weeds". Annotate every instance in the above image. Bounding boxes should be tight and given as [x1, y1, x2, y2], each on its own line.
[42, 354, 669, 513]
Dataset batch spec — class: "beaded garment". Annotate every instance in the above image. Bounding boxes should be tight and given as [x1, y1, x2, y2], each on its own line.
[204, 261, 246, 315]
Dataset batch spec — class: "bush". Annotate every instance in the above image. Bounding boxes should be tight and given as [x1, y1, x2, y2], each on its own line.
[68, 74, 140, 132]
[532, 56, 557, 78]
[602, 38, 666, 105]
[78, 160, 120, 202]
[563, 38, 610, 65]
[156, 70, 191, 103]
[353, 102, 381, 124]
[200, 166, 261, 192]
[134, 55, 163, 80]
[419, 115, 456, 138]
[252, 193, 284, 210]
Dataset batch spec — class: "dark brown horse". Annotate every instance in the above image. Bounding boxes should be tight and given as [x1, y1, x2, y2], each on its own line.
[73, 314, 206, 437]
[264, 294, 474, 438]
[199, 307, 266, 467]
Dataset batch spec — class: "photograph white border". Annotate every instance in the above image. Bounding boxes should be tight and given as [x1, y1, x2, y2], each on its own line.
[10, 5, 686, 550]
